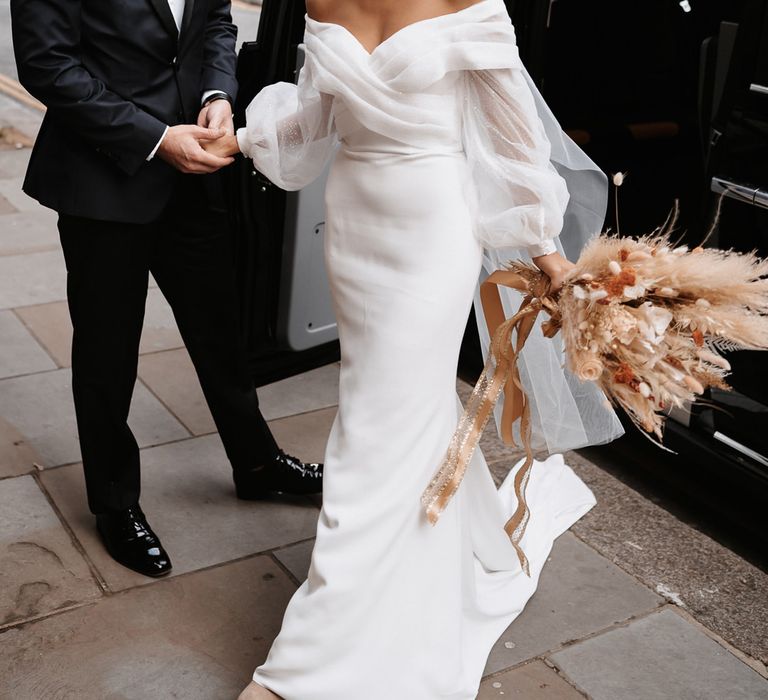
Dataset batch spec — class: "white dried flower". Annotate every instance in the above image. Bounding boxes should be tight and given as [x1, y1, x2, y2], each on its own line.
[613, 310, 639, 344]
[575, 356, 604, 382]
[608, 260, 622, 275]
[638, 382, 651, 398]
[590, 289, 608, 301]
[660, 361, 685, 382]
[612, 172, 627, 187]
[636, 303, 673, 345]
[627, 250, 652, 262]
[657, 287, 678, 297]
[623, 285, 645, 300]
[695, 298, 711, 309]
[572, 285, 587, 300]
[697, 349, 731, 370]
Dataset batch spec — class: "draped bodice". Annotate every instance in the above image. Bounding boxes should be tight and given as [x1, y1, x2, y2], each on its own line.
[303, 0, 520, 152]
[329, 72, 464, 155]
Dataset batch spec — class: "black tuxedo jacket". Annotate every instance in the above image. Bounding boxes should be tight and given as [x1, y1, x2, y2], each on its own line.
[11, 0, 238, 224]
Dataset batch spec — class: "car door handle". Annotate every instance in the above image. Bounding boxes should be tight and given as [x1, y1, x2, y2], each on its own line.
[711, 176, 768, 210]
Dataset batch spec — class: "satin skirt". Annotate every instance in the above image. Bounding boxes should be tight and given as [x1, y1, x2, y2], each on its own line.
[253, 148, 596, 700]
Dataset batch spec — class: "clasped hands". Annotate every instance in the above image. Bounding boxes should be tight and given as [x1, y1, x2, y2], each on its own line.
[157, 100, 241, 174]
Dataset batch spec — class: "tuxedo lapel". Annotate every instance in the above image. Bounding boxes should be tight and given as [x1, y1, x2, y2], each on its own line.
[179, 0, 196, 43]
[147, 0, 179, 39]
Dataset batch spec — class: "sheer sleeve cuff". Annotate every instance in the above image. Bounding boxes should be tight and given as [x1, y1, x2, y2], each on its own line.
[236, 127, 250, 158]
[527, 239, 558, 258]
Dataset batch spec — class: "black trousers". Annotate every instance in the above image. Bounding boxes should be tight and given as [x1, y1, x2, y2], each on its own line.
[58, 176, 278, 514]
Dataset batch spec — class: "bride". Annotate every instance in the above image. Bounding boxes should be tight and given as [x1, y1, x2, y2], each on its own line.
[209, 0, 622, 697]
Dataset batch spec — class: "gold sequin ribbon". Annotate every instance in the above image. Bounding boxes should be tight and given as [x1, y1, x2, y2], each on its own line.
[421, 268, 555, 577]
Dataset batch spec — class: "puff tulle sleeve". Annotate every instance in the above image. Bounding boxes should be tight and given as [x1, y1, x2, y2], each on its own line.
[462, 65, 570, 257]
[236, 53, 337, 191]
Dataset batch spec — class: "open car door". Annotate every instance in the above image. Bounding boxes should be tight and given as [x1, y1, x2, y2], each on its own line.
[228, 0, 518, 388]
[228, 0, 339, 387]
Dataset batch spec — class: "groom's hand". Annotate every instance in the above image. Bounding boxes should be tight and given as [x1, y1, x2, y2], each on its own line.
[157, 125, 234, 174]
[197, 100, 235, 135]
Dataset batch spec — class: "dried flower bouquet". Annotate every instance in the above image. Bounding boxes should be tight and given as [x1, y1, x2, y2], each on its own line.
[528, 227, 768, 440]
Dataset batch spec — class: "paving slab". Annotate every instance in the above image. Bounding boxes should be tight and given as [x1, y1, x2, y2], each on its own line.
[15, 287, 184, 369]
[0, 190, 15, 214]
[479, 660, 585, 699]
[0, 415, 41, 477]
[485, 532, 661, 674]
[0, 175, 42, 213]
[267, 406, 336, 465]
[0, 475, 100, 628]
[258, 363, 340, 421]
[0, 555, 294, 699]
[0, 249, 67, 309]
[139, 287, 184, 354]
[0, 309, 55, 378]
[0, 146, 34, 179]
[0, 90, 44, 135]
[12, 300, 72, 367]
[138, 348, 215, 435]
[40, 434, 320, 590]
[566, 449, 768, 666]
[0, 208, 59, 256]
[0, 368, 188, 467]
[273, 538, 315, 584]
[551, 607, 768, 700]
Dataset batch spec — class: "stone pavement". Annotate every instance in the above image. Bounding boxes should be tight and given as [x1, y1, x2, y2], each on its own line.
[1, 9, 768, 698]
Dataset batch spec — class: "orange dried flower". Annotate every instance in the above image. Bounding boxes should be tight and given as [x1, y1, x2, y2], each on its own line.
[665, 356, 684, 370]
[620, 248, 630, 262]
[605, 269, 637, 297]
[614, 362, 636, 386]
[692, 330, 704, 347]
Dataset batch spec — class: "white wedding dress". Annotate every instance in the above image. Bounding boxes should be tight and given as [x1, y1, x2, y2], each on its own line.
[237, 2, 608, 698]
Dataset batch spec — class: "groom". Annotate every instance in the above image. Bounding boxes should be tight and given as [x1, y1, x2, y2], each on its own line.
[11, 0, 322, 578]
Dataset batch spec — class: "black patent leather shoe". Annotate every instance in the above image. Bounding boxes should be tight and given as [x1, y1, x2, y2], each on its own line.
[96, 505, 172, 578]
[235, 450, 323, 500]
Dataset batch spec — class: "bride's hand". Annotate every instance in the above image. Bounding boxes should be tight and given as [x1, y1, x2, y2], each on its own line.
[202, 133, 241, 159]
[531, 251, 576, 292]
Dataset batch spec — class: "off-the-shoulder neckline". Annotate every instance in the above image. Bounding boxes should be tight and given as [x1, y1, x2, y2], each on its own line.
[306, 0, 493, 57]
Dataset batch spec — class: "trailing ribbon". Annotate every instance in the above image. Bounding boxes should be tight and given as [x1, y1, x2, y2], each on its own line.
[421, 267, 555, 577]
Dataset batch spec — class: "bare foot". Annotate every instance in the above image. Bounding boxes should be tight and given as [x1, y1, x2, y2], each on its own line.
[237, 681, 281, 700]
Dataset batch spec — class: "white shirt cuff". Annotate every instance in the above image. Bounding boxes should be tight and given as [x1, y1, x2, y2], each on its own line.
[146, 126, 169, 161]
[527, 239, 558, 258]
[201, 89, 229, 105]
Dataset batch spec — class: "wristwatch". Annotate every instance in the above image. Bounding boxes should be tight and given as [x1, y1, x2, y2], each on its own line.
[202, 91, 232, 107]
